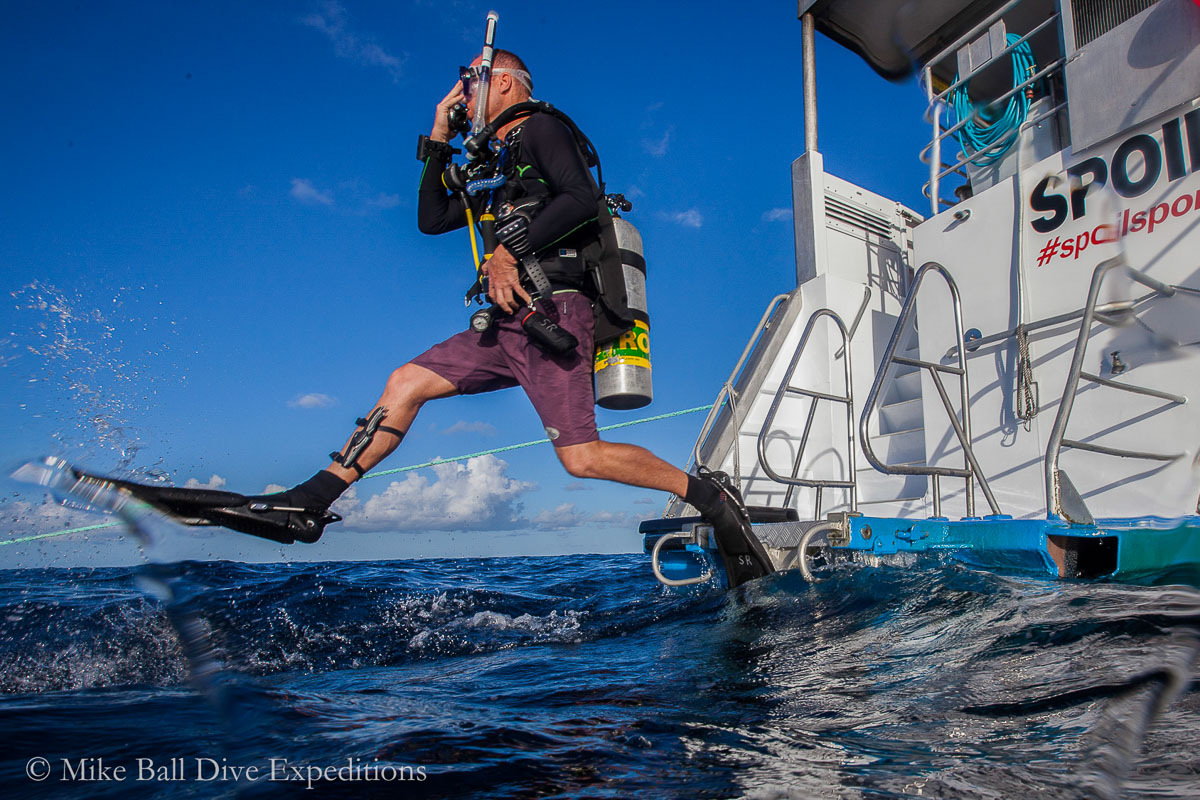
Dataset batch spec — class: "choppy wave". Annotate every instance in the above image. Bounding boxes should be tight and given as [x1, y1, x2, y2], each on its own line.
[0, 556, 687, 693]
[1, 553, 1198, 798]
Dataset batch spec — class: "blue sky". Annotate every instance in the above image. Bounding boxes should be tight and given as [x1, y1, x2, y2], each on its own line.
[1, 1, 930, 566]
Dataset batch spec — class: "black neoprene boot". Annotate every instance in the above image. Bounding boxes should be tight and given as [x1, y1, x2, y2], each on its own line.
[685, 468, 775, 588]
[243, 471, 350, 544]
[251, 471, 348, 513]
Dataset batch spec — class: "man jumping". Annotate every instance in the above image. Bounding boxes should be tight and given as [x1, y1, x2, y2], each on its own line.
[123, 50, 775, 588]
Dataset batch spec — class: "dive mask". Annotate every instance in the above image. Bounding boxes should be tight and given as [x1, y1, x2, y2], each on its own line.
[459, 65, 533, 100]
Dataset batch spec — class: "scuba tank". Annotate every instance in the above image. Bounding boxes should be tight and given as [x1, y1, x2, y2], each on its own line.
[594, 214, 653, 410]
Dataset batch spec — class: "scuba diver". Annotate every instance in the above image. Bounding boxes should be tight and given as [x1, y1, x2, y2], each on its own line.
[106, 48, 775, 588]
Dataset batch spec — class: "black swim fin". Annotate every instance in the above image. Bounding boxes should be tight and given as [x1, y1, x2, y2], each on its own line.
[696, 468, 775, 588]
[70, 469, 340, 545]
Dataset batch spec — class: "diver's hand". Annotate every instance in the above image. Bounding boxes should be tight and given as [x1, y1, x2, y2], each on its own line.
[484, 247, 532, 314]
[431, 83, 465, 143]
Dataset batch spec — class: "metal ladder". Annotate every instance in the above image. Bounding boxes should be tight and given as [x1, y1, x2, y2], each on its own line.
[860, 262, 1002, 518]
[1045, 256, 1186, 524]
[756, 309, 858, 517]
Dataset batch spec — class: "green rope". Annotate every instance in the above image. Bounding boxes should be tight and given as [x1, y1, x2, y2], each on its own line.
[2, 403, 714, 547]
[365, 404, 713, 478]
[1, 521, 122, 545]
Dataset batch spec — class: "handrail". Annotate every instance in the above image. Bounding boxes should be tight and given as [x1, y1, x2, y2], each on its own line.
[792, 520, 840, 582]
[834, 286, 871, 359]
[651, 531, 714, 587]
[920, 0, 1064, 211]
[942, 293, 1165, 359]
[926, 98, 1066, 189]
[859, 262, 1002, 518]
[922, 63, 1065, 165]
[928, 15, 1059, 109]
[756, 310, 857, 517]
[925, 96, 944, 216]
[1077, 372, 1186, 404]
[1045, 257, 1184, 519]
[689, 293, 791, 478]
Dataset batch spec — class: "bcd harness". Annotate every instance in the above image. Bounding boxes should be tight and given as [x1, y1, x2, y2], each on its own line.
[420, 100, 637, 345]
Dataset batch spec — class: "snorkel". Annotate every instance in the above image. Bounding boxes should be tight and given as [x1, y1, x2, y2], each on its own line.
[470, 11, 500, 143]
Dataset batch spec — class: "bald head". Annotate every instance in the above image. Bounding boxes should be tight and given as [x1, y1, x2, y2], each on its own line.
[492, 49, 533, 98]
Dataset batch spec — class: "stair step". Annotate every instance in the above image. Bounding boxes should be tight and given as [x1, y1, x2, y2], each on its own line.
[856, 494, 928, 506]
[878, 397, 923, 435]
[867, 427, 925, 465]
[856, 469, 928, 500]
[881, 370, 922, 406]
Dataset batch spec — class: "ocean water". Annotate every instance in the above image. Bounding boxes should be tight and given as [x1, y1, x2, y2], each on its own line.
[1, 549, 1199, 799]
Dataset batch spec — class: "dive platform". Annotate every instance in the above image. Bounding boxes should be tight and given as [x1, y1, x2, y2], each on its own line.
[646, 513, 1200, 588]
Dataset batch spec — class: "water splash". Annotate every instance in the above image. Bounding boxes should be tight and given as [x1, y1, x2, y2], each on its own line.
[6, 281, 181, 471]
[10, 459, 224, 693]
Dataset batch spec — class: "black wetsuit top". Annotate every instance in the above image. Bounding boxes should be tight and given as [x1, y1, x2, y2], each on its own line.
[417, 112, 600, 289]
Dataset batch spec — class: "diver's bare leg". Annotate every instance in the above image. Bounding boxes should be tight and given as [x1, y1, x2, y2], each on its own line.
[554, 439, 773, 587]
[325, 362, 457, 484]
[553, 440, 688, 496]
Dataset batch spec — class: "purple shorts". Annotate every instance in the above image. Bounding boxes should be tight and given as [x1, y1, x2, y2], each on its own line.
[411, 291, 598, 447]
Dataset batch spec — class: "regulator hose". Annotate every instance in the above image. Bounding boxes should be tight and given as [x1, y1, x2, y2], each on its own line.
[951, 34, 1036, 167]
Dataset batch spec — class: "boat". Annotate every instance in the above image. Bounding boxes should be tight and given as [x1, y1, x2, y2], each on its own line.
[644, 0, 1200, 588]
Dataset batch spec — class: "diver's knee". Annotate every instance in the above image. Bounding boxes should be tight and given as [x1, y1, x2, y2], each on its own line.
[383, 363, 426, 406]
[557, 442, 600, 479]
[384, 362, 453, 408]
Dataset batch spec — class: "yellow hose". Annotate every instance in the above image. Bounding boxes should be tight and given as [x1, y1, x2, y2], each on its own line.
[465, 205, 482, 274]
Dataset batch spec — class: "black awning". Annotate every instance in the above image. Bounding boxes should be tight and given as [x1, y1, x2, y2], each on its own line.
[799, 0, 1009, 80]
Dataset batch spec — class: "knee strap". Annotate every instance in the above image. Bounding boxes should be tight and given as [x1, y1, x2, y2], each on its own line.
[330, 407, 406, 477]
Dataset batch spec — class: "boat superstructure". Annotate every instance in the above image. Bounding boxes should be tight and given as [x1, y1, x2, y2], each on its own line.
[645, 0, 1200, 587]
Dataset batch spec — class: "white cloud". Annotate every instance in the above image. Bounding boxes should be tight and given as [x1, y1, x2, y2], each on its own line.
[641, 127, 673, 157]
[532, 503, 587, 530]
[563, 481, 591, 492]
[589, 509, 641, 527]
[664, 209, 703, 228]
[366, 192, 400, 209]
[290, 178, 333, 206]
[184, 474, 227, 490]
[288, 392, 336, 409]
[763, 207, 792, 222]
[335, 455, 533, 531]
[300, 1, 404, 81]
[530, 503, 641, 531]
[289, 179, 398, 214]
[442, 420, 497, 436]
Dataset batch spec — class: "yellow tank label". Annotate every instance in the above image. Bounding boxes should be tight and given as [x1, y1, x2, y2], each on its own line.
[594, 321, 650, 373]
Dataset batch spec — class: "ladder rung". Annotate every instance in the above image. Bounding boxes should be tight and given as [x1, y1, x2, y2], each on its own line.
[776, 478, 857, 489]
[782, 386, 850, 403]
[893, 355, 965, 376]
[856, 495, 928, 505]
[1061, 439, 1183, 461]
[1078, 372, 1187, 404]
